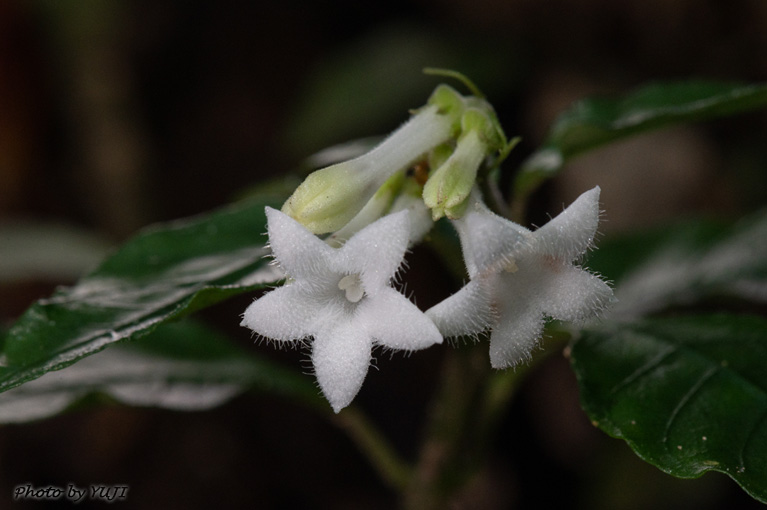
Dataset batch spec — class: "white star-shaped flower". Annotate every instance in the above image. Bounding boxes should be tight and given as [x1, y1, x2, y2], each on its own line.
[241, 207, 442, 412]
[426, 187, 613, 369]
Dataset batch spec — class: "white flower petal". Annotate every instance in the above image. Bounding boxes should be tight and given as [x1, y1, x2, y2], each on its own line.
[543, 264, 614, 322]
[454, 194, 528, 278]
[240, 283, 320, 342]
[488, 294, 546, 369]
[389, 192, 434, 246]
[340, 210, 410, 291]
[312, 322, 373, 413]
[426, 277, 496, 338]
[265, 207, 333, 278]
[362, 287, 443, 350]
[429, 187, 611, 370]
[494, 264, 548, 336]
[533, 186, 601, 260]
[246, 205, 444, 411]
[490, 278, 546, 368]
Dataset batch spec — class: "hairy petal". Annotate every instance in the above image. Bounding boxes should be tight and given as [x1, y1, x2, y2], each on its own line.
[488, 259, 612, 368]
[389, 191, 434, 246]
[341, 210, 410, 291]
[265, 207, 333, 278]
[454, 193, 528, 278]
[312, 323, 372, 413]
[489, 274, 547, 368]
[543, 264, 614, 322]
[364, 288, 443, 350]
[533, 186, 601, 260]
[240, 283, 320, 342]
[432, 186, 610, 370]
[426, 277, 497, 338]
[488, 297, 545, 369]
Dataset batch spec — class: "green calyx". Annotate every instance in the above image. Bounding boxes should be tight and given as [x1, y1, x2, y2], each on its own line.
[426, 84, 467, 137]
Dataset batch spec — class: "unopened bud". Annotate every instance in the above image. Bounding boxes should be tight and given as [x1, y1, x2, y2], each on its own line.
[283, 100, 458, 234]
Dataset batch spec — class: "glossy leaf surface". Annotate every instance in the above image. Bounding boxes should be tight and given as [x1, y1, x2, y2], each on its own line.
[571, 315, 767, 503]
[1, 198, 284, 393]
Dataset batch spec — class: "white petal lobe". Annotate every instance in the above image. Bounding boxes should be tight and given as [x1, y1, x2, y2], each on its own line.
[265, 207, 332, 278]
[342, 210, 410, 291]
[241, 284, 318, 342]
[312, 324, 372, 413]
[365, 288, 443, 350]
[426, 277, 496, 338]
[429, 186, 612, 369]
[533, 186, 601, 260]
[242, 206, 440, 412]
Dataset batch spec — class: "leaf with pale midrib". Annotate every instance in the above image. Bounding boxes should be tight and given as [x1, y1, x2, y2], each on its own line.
[0, 197, 285, 394]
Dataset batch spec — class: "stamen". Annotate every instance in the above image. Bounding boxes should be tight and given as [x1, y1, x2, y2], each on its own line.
[503, 258, 519, 273]
[338, 274, 365, 302]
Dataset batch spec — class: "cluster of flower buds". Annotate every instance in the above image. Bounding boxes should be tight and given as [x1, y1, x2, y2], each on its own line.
[241, 83, 613, 412]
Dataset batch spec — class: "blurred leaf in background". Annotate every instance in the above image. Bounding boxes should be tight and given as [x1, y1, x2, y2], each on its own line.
[0, 320, 319, 424]
[0, 197, 284, 393]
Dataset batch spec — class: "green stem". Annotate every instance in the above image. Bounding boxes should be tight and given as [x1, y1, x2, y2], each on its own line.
[478, 137, 521, 220]
[493, 136, 521, 170]
[330, 406, 413, 491]
[423, 68, 485, 98]
[401, 343, 489, 510]
[401, 330, 571, 509]
[474, 330, 570, 450]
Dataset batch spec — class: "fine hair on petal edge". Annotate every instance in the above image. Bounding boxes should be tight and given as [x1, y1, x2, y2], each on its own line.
[299, 351, 316, 377]
[375, 342, 416, 359]
[394, 280, 419, 308]
[446, 332, 486, 348]
[389, 246, 411, 288]
[247, 330, 308, 351]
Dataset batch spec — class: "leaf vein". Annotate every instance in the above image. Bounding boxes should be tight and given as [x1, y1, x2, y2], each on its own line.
[740, 406, 767, 474]
[609, 344, 677, 397]
[661, 365, 720, 446]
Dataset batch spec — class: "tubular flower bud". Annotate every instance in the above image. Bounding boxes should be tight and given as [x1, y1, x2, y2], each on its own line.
[422, 108, 507, 220]
[282, 85, 467, 234]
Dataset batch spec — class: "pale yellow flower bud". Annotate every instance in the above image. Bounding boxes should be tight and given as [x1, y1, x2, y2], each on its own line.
[282, 92, 462, 234]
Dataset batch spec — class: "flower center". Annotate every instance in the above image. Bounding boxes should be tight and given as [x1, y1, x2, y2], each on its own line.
[338, 274, 365, 303]
[502, 257, 519, 273]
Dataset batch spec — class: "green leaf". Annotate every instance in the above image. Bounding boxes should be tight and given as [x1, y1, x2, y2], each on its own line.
[1, 197, 284, 394]
[586, 209, 767, 318]
[0, 320, 320, 423]
[514, 81, 767, 200]
[571, 314, 767, 504]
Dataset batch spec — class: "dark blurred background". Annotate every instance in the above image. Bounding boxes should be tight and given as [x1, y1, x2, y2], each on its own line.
[1, 0, 766, 508]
